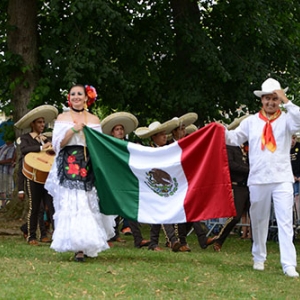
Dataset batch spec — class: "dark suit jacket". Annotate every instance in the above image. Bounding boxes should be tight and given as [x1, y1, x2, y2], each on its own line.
[226, 145, 249, 185]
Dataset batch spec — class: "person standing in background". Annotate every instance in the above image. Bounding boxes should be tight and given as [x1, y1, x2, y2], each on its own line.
[290, 134, 300, 219]
[15, 105, 57, 245]
[135, 120, 181, 252]
[101, 112, 150, 248]
[168, 113, 198, 252]
[0, 126, 16, 209]
[210, 143, 250, 251]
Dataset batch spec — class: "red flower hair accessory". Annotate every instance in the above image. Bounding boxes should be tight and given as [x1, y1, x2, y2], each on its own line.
[85, 85, 97, 107]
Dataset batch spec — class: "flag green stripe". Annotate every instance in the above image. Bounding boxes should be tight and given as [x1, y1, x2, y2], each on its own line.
[84, 127, 139, 220]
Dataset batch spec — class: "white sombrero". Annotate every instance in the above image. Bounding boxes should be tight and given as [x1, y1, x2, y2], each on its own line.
[101, 112, 138, 135]
[14, 105, 58, 129]
[253, 78, 288, 98]
[227, 114, 251, 130]
[135, 119, 178, 139]
[171, 112, 198, 130]
[185, 124, 198, 135]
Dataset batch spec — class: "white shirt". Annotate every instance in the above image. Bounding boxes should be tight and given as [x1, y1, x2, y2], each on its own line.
[225, 101, 300, 185]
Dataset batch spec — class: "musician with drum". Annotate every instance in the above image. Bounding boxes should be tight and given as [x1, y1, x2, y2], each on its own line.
[15, 105, 58, 245]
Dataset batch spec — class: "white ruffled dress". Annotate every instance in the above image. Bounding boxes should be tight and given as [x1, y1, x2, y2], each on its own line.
[45, 121, 115, 257]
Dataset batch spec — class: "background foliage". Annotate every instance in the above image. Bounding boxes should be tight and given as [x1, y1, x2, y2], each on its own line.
[0, 0, 300, 126]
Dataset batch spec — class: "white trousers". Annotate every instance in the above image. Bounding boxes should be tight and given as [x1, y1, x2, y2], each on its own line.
[249, 183, 297, 272]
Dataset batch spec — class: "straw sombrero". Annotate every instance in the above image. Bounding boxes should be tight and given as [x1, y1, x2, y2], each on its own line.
[135, 119, 178, 139]
[185, 124, 198, 135]
[14, 105, 58, 129]
[171, 112, 198, 130]
[101, 112, 138, 135]
[227, 114, 251, 130]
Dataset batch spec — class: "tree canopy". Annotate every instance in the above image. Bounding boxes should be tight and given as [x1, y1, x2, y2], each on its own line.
[1, 0, 300, 127]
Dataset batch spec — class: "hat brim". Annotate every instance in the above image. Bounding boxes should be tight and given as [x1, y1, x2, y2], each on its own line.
[178, 113, 198, 128]
[185, 124, 198, 135]
[135, 119, 178, 139]
[227, 114, 251, 130]
[14, 105, 58, 129]
[253, 87, 288, 98]
[101, 112, 138, 135]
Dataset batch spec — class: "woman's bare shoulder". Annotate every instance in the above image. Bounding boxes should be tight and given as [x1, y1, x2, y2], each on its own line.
[88, 113, 100, 124]
[57, 111, 72, 121]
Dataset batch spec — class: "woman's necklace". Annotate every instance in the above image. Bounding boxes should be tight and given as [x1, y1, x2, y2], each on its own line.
[71, 107, 85, 113]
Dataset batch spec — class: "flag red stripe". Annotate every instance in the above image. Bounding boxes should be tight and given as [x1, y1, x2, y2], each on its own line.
[178, 123, 235, 221]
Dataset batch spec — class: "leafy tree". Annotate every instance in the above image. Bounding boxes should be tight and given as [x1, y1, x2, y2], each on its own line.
[0, 0, 299, 219]
[0, 0, 299, 129]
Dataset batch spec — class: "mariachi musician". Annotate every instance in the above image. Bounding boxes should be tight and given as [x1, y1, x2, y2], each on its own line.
[15, 105, 58, 245]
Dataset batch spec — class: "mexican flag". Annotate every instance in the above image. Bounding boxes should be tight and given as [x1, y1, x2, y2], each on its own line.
[84, 122, 235, 224]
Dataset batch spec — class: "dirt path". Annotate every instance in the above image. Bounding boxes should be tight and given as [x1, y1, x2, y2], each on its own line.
[0, 210, 24, 236]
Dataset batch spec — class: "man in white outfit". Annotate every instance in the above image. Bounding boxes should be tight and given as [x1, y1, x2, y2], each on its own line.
[225, 78, 300, 277]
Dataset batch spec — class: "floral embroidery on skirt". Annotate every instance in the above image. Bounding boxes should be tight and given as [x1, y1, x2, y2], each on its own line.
[57, 145, 94, 191]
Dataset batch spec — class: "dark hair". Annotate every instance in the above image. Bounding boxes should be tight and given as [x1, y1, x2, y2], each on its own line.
[69, 84, 86, 95]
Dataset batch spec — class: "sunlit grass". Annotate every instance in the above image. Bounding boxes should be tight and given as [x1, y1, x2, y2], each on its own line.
[0, 223, 299, 299]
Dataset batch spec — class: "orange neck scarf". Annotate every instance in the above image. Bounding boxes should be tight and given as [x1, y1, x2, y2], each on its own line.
[258, 109, 281, 152]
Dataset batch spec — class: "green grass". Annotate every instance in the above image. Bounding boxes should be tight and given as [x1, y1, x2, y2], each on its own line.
[0, 224, 299, 300]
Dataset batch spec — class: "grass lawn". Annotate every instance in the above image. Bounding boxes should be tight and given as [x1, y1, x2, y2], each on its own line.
[0, 221, 299, 300]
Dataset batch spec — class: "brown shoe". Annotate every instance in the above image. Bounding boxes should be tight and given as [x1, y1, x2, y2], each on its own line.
[171, 241, 181, 252]
[28, 240, 39, 246]
[179, 244, 191, 252]
[206, 236, 217, 246]
[139, 239, 151, 248]
[40, 237, 51, 243]
[213, 242, 222, 252]
[115, 237, 126, 243]
[152, 246, 163, 251]
[121, 227, 132, 235]
[74, 251, 85, 262]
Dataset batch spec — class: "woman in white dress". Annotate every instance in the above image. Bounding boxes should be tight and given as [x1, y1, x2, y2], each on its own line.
[45, 84, 115, 262]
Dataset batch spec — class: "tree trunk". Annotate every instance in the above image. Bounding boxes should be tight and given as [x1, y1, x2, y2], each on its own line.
[6, 0, 38, 218]
[7, 0, 39, 136]
[170, 0, 200, 62]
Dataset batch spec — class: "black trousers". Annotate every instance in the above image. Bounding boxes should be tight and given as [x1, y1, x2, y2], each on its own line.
[148, 224, 177, 250]
[176, 223, 189, 245]
[128, 220, 146, 247]
[176, 222, 208, 248]
[21, 202, 48, 237]
[215, 185, 250, 245]
[26, 179, 54, 241]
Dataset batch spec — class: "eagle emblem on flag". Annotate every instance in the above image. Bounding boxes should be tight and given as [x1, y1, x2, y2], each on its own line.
[145, 168, 178, 197]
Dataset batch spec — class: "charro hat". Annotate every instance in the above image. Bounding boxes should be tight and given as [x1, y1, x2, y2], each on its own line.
[253, 78, 288, 98]
[227, 114, 251, 130]
[185, 124, 198, 135]
[101, 112, 138, 136]
[135, 119, 178, 139]
[14, 105, 58, 129]
[171, 113, 198, 130]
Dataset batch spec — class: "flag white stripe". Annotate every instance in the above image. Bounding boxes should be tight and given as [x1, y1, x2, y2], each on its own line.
[127, 142, 188, 223]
